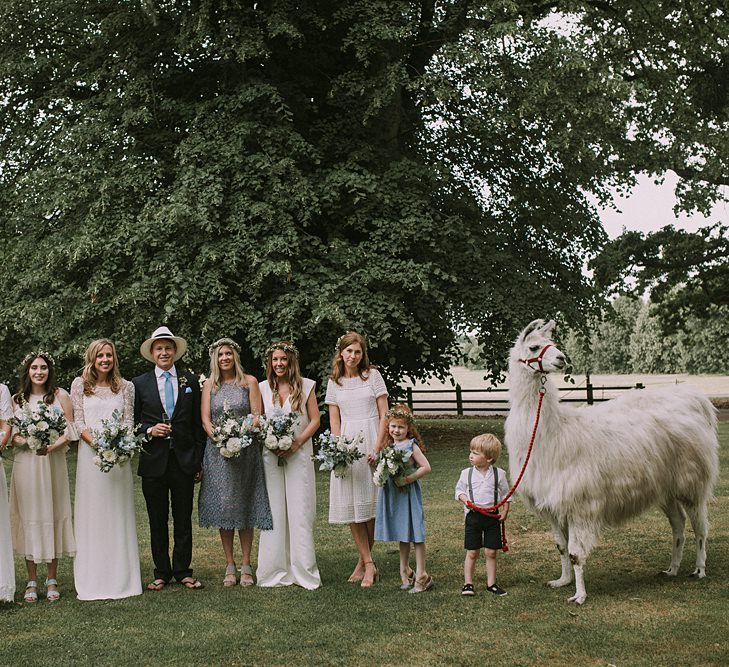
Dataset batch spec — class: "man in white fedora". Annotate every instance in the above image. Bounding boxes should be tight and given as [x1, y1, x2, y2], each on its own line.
[133, 326, 205, 591]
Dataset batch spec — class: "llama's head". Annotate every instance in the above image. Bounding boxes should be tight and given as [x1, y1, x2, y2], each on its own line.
[511, 319, 567, 374]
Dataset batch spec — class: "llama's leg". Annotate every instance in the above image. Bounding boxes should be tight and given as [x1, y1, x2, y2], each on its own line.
[660, 498, 686, 576]
[547, 518, 573, 588]
[566, 524, 596, 605]
[684, 501, 709, 578]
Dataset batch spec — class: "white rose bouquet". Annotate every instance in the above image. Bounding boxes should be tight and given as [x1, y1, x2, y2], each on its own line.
[9, 401, 68, 452]
[211, 405, 255, 459]
[312, 430, 364, 478]
[259, 408, 300, 466]
[372, 446, 413, 487]
[91, 409, 145, 472]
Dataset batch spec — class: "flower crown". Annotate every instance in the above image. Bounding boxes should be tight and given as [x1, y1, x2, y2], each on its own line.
[208, 338, 241, 357]
[335, 331, 367, 352]
[22, 350, 55, 367]
[266, 342, 298, 358]
[385, 408, 414, 423]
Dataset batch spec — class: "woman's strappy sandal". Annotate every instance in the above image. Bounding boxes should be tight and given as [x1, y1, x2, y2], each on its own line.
[24, 580, 38, 603]
[223, 564, 237, 587]
[399, 568, 416, 590]
[239, 565, 254, 587]
[409, 574, 434, 594]
[45, 578, 60, 601]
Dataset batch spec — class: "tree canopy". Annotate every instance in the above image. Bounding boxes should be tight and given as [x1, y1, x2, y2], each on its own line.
[1, 1, 726, 388]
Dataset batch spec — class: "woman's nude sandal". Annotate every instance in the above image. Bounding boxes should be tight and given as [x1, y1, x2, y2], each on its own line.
[361, 561, 379, 589]
[239, 565, 254, 587]
[223, 564, 237, 587]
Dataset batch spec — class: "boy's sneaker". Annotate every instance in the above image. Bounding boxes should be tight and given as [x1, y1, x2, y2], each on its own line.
[486, 584, 507, 596]
[461, 583, 475, 596]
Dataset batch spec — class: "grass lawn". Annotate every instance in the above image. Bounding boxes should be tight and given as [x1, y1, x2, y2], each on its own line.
[2, 419, 727, 667]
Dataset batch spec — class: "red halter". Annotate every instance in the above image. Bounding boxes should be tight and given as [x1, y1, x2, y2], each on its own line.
[518, 344, 553, 373]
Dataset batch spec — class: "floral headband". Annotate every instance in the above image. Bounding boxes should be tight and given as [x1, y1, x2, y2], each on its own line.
[266, 341, 298, 358]
[335, 331, 367, 352]
[22, 350, 55, 367]
[208, 338, 241, 357]
[385, 408, 414, 423]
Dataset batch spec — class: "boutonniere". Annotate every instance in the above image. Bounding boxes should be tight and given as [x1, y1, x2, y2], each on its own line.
[179, 375, 192, 394]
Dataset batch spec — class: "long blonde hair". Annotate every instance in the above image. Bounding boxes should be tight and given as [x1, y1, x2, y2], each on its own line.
[264, 341, 304, 412]
[82, 339, 124, 395]
[330, 331, 374, 385]
[208, 338, 248, 392]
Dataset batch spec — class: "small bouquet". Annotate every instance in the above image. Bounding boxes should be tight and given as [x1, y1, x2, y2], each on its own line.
[312, 430, 364, 478]
[210, 405, 255, 459]
[91, 409, 145, 472]
[372, 445, 413, 487]
[9, 401, 68, 452]
[259, 408, 300, 466]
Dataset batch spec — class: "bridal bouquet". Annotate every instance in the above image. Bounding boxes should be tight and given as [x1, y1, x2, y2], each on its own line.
[211, 406, 256, 459]
[91, 409, 145, 472]
[9, 401, 68, 452]
[312, 430, 364, 478]
[372, 445, 413, 487]
[259, 408, 300, 466]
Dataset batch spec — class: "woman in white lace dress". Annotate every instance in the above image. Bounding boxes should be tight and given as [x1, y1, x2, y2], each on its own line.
[325, 332, 388, 588]
[71, 339, 142, 600]
[0, 383, 15, 603]
[9, 352, 77, 602]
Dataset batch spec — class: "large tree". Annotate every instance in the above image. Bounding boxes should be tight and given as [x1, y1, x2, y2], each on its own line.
[1, 1, 725, 387]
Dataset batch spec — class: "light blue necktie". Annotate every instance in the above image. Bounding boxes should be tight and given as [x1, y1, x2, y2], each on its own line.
[162, 371, 176, 417]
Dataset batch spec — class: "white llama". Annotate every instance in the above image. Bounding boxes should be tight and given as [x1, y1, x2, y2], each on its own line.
[504, 319, 719, 604]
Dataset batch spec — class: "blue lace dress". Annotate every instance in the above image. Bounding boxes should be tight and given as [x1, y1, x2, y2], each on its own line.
[198, 382, 272, 530]
[374, 439, 426, 543]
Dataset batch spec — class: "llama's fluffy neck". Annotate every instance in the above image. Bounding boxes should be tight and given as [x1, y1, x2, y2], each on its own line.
[507, 357, 561, 453]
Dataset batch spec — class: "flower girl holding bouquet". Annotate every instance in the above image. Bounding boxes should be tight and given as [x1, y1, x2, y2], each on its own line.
[9, 352, 77, 603]
[257, 341, 322, 589]
[71, 339, 142, 600]
[373, 404, 433, 593]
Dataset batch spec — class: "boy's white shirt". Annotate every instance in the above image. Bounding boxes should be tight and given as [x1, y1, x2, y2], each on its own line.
[455, 464, 511, 514]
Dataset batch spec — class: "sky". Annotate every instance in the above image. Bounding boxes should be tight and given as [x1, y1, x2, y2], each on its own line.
[597, 172, 728, 239]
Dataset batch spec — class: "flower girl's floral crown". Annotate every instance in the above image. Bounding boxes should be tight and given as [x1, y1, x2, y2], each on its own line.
[385, 408, 415, 423]
[208, 338, 241, 357]
[265, 342, 298, 358]
[21, 350, 55, 367]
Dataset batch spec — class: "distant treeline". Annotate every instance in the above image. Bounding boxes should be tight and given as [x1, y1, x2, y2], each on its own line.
[460, 297, 729, 375]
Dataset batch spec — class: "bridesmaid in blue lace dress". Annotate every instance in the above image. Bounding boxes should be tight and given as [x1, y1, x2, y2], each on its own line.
[198, 338, 272, 587]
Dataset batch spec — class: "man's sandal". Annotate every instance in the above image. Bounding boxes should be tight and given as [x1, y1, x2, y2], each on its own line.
[24, 580, 38, 603]
[180, 577, 203, 590]
[146, 579, 167, 591]
[239, 565, 254, 587]
[45, 578, 60, 601]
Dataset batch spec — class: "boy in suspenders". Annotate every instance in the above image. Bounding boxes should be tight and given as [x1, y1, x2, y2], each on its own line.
[455, 433, 511, 596]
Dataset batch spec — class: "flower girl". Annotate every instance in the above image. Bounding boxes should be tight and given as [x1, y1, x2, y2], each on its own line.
[373, 404, 433, 593]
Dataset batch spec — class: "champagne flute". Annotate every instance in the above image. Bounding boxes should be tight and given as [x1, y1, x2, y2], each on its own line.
[162, 410, 172, 446]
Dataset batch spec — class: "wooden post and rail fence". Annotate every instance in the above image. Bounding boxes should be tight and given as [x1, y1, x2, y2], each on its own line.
[403, 373, 646, 416]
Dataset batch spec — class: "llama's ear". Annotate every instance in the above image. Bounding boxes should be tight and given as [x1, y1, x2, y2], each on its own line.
[521, 319, 544, 342]
[543, 319, 556, 336]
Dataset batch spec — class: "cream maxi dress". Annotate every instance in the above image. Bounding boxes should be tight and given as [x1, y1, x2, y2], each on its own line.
[71, 377, 142, 600]
[256, 378, 321, 589]
[325, 368, 388, 524]
[9, 392, 77, 563]
[0, 384, 15, 602]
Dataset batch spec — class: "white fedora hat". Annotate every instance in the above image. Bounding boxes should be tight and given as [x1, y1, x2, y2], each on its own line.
[140, 326, 188, 363]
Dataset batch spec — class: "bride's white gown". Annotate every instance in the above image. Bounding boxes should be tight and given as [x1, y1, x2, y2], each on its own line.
[71, 378, 142, 600]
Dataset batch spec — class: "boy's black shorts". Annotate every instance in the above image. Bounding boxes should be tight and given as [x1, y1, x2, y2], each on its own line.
[464, 509, 502, 551]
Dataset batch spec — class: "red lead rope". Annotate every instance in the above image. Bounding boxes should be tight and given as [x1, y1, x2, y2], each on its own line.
[465, 387, 546, 552]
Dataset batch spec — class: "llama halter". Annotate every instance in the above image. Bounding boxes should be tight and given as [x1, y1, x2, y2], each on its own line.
[518, 344, 553, 372]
